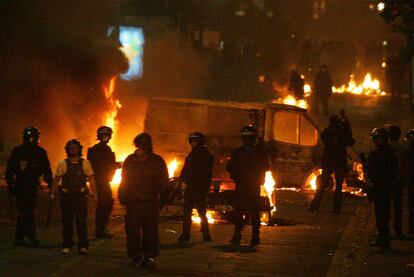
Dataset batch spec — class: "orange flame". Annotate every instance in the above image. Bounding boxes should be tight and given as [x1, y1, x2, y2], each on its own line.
[261, 171, 277, 213]
[332, 73, 385, 96]
[274, 95, 308, 109]
[168, 158, 180, 178]
[191, 209, 216, 224]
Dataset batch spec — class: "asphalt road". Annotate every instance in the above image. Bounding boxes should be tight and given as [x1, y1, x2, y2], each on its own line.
[0, 185, 365, 277]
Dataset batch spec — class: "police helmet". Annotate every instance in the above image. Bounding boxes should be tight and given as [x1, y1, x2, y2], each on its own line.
[134, 133, 153, 152]
[387, 125, 401, 141]
[240, 125, 257, 137]
[407, 129, 414, 141]
[22, 126, 40, 144]
[371, 128, 388, 142]
[97, 126, 113, 140]
[188, 132, 206, 146]
[65, 139, 83, 156]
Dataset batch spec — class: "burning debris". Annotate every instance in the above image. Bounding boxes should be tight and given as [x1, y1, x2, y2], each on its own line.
[332, 73, 386, 96]
[167, 158, 180, 178]
[273, 95, 308, 110]
[261, 171, 277, 214]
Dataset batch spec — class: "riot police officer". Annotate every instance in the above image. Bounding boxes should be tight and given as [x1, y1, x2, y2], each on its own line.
[87, 126, 120, 239]
[388, 125, 408, 237]
[178, 132, 214, 242]
[51, 139, 96, 255]
[5, 127, 53, 247]
[367, 128, 398, 247]
[118, 133, 169, 269]
[226, 125, 269, 247]
[309, 114, 355, 213]
[406, 129, 414, 234]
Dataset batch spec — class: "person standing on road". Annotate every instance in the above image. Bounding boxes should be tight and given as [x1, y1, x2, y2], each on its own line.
[387, 125, 408, 238]
[406, 129, 414, 234]
[50, 139, 96, 255]
[226, 125, 269, 247]
[118, 133, 169, 270]
[309, 115, 355, 213]
[367, 128, 398, 247]
[313, 65, 333, 116]
[5, 126, 53, 247]
[178, 132, 214, 243]
[87, 126, 120, 239]
[288, 69, 305, 99]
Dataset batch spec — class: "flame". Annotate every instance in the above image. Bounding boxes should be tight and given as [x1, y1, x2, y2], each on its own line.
[110, 168, 122, 188]
[261, 171, 277, 213]
[332, 73, 385, 96]
[168, 158, 180, 178]
[103, 77, 122, 131]
[191, 209, 216, 224]
[303, 168, 322, 191]
[274, 95, 308, 109]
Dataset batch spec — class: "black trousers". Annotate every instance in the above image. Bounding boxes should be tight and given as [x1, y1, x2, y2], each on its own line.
[95, 186, 114, 234]
[392, 178, 405, 234]
[15, 190, 37, 241]
[233, 196, 260, 241]
[313, 97, 330, 116]
[409, 179, 414, 233]
[125, 202, 160, 261]
[373, 188, 392, 242]
[182, 191, 209, 236]
[60, 193, 88, 249]
[310, 166, 346, 212]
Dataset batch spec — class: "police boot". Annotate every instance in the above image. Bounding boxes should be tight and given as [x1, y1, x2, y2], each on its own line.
[250, 233, 260, 247]
[178, 233, 190, 242]
[229, 233, 241, 246]
[143, 257, 156, 270]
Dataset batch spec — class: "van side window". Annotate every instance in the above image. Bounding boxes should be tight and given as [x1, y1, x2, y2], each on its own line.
[299, 115, 318, 146]
[273, 111, 299, 144]
[273, 111, 318, 146]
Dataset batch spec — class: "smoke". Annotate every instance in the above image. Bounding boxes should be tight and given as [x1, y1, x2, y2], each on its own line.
[0, 1, 128, 166]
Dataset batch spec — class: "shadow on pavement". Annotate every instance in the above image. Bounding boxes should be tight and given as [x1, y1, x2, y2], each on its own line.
[161, 242, 196, 250]
[370, 247, 413, 257]
[210, 244, 257, 253]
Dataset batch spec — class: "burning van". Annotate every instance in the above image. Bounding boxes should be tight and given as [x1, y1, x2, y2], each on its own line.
[144, 97, 363, 223]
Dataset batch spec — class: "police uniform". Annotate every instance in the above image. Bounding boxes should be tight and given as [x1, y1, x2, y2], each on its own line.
[367, 144, 398, 245]
[179, 144, 214, 241]
[55, 158, 94, 250]
[5, 143, 52, 245]
[118, 149, 169, 265]
[87, 142, 118, 237]
[310, 116, 354, 213]
[407, 142, 414, 233]
[226, 144, 269, 246]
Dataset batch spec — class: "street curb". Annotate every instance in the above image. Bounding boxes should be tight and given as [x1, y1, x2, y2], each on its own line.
[327, 201, 375, 277]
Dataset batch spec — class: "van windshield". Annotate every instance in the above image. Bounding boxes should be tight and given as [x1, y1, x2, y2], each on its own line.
[273, 111, 318, 146]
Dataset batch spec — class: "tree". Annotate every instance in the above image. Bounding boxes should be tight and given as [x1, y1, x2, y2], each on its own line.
[380, 1, 414, 55]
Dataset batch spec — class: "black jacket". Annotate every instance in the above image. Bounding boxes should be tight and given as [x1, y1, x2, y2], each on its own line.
[367, 144, 398, 188]
[314, 71, 333, 97]
[118, 151, 169, 204]
[226, 145, 269, 196]
[87, 142, 118, 184]
[321, 123, 354, 167]
[5, 143, 52, 191]
[180, 146, 214, 193]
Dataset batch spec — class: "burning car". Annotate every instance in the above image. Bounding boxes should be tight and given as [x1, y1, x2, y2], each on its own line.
[143, 97, 363, 224]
